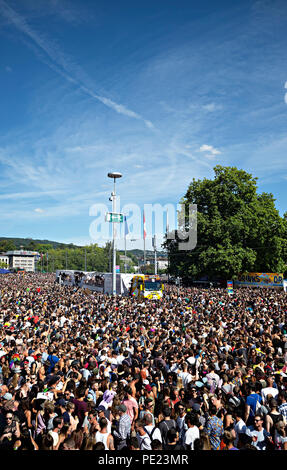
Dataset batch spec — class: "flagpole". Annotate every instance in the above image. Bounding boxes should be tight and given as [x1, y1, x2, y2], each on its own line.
[143, 211, 146, 274]
[124, 215, 129, 274]
[166, 209, 170, 283]
[124, 236, 127, 274]
[144, 237, 146, 274]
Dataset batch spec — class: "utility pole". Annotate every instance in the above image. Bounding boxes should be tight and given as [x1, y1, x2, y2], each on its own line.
[109, 243, 112, 273]
[107, 172, 122, 295]
[152, 235, 157, 275]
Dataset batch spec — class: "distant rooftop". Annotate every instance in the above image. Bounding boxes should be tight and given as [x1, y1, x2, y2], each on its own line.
[5, 250, 39, 256]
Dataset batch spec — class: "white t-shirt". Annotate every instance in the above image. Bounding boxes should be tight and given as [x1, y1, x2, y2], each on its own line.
[179, 371, 193, 389]
[187, 356, 196, 366]
[95, 431, 110, 450]
[48, 430, 59, 447]
[144, 424, 162, 442]
[261, 387, 278, 404]
[184, 425, 200, 450]
[116, 355, 125, 365]
[245, 426, 269, 450]
[274, 430, 287, 450]
[137, 432, 152, 450]
[234, 419, 247, 446]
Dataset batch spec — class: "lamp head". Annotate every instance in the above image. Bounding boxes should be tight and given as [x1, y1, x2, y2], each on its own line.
[107, 172, 122, 179]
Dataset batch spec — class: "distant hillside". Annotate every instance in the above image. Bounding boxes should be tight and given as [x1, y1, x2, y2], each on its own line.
[0, 237, 79, 250]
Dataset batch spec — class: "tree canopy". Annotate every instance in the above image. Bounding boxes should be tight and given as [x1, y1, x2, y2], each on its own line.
[165, 166, 287, 280]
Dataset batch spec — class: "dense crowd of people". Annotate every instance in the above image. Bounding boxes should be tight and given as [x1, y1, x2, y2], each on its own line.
[0, 272, 287, 451]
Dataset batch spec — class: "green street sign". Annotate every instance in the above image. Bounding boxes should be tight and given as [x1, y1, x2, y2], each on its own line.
[106, 212, 124, 223]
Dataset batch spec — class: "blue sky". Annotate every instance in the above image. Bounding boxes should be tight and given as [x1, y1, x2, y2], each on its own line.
[0, 0, 287, 250]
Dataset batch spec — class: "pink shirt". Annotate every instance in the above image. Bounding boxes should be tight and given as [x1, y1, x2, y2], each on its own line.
[122, 397, 138, 423]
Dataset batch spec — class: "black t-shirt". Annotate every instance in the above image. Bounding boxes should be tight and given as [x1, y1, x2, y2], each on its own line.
[158, 419, 176, 444]
[165, 442, 183, 450]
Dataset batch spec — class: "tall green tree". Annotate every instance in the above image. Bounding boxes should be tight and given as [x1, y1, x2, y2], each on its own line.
[165, 166, 287, 280]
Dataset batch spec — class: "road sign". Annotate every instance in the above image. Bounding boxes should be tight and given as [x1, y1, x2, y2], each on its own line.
[105, 212, 124, 223]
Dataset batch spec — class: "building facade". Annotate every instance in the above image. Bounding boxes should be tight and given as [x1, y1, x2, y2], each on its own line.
[0, 254, 9, 267]
[4, 251, 39, 272]
[157, 258, 168, 270]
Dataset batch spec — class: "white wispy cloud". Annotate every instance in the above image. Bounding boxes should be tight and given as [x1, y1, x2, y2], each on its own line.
[0, 0, 153, 129]
[34, 208, 44, 213]
[0, 190, 66, 200]
[199, 144, 221, 156]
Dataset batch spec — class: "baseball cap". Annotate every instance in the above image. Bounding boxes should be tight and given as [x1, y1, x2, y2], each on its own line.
[96, 405, 106, 412]
[57, 398, 66, 407]
[192, 403, 201, 412]
[3, 393, 13, 400]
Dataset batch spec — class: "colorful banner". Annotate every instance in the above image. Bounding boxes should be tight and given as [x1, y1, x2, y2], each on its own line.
[234, 273, 283, 288]
[227, 280, 233, 295]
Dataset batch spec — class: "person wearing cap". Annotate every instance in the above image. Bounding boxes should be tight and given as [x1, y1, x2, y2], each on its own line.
[56, 398, 70, 425]
[113, 404, 131, 450]
[2, 392, 13, 402]
[96, 405, 112, 434]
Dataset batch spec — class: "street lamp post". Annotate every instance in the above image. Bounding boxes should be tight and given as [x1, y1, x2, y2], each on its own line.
[108, 172, 122, 295]
[153, 235, 157, 276]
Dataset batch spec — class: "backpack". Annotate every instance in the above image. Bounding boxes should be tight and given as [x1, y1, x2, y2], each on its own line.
[159, 419, 176, 445]
[249, 394, 262, 417]
[144, 426, 158, 442]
